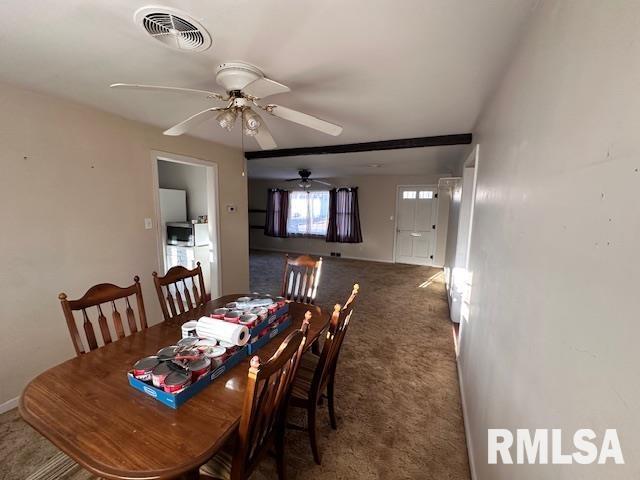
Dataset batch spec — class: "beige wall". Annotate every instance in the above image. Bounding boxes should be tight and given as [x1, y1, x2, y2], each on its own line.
[157, 160, 208, 220]
[457, 1, 640, 478]
[0, 81, 249, 405]
[248, 174, 448, 263]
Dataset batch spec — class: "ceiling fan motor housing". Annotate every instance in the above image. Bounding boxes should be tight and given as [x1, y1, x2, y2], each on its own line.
[215, 62, 263, 93]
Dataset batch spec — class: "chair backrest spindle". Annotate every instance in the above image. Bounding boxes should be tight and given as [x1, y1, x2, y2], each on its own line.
[96, 304, 112, 345]
[81, 308, 98, 352]
[110, 301, 126, 340]
[125, 297, 138, 333]
[182, 278, 194, 310]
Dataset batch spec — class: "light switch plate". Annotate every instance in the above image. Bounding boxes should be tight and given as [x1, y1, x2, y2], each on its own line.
[144, 218, 153, 229]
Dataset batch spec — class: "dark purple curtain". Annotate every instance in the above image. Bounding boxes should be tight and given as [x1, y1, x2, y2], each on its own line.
[326, 187, 363, 243]
[264, 189, 289, 237]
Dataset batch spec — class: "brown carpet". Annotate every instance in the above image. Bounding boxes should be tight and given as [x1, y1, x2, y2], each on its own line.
[0, 250, 470, 480]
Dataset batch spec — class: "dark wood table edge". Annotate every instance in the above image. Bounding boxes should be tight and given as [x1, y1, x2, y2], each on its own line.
[19, 301, 328, 480]
[19, 393, 237, 480]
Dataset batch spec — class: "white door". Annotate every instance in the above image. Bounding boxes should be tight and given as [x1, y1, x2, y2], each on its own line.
[395, 186, 437, 265]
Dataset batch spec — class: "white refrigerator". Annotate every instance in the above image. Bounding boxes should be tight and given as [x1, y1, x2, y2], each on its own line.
[159, 188, 211, 291]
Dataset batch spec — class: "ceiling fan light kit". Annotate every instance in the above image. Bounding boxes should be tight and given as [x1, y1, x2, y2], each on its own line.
[216, 110, 237, 131]
[286, 169, 333, 189]
[242, 108, 262, 136]
[111, 59, 343, 150]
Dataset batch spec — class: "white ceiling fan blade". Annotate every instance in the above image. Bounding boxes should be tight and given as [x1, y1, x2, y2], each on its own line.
[243, 78, 290, 99]
[311, 179, 333, 186]
[163, 107, 227, 136]
[110, 83, 227, 101]
[266, 105, 343, 136]
[253, 121, 278, 150]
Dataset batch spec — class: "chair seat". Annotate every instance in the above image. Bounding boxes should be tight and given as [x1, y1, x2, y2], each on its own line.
[291, 352, 320, 400]
[199, 443, 234, 480]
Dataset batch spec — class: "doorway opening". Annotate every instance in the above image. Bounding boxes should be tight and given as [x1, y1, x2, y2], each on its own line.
[394, 185, 438, 266]
[151, 151, 222, 299]
[446, 145, 479, 350]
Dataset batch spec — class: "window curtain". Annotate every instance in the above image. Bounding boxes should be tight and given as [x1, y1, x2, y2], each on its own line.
[264, 189, 289, 237]
[326, 187, 363, 243]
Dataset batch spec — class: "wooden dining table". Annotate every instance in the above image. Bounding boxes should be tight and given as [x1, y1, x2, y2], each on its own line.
[20, 295, 328, 480]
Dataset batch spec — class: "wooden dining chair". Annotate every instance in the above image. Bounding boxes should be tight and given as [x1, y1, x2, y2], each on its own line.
[288, 284, 359, 464]
[152, 262, 208, 322]
[200, 314, 311, 480]
[281, 254, 323, 304]
[59, 276, 148, 356]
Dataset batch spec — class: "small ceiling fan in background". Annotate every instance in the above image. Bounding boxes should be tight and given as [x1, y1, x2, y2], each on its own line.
[110, 62, 343, 150]
[285, 169, 333, 189]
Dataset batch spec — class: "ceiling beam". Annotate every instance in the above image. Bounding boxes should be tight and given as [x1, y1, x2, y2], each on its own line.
[244, 133, 472, 159]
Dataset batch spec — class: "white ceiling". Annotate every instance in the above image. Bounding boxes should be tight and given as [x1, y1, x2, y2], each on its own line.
[0, 0, 534, 177]
[247, 146, 469, 179]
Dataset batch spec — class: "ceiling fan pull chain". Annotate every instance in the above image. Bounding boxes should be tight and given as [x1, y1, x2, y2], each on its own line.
[241, 109, 245, 154]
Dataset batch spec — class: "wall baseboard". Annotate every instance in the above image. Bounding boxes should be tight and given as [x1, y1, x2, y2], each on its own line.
[341, 254, 394, 264]
[457, 358, 477, 480]
[0, 396, 19, 414]
[251, 247, 395, 264]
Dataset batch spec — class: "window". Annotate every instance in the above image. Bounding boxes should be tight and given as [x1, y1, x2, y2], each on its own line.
[287, 190, 330, 237]
[403, 190, 433, 199]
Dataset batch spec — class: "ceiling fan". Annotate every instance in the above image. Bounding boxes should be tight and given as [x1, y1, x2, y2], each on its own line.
[110, 62, 343, 150]
[285, 169, 333, 189]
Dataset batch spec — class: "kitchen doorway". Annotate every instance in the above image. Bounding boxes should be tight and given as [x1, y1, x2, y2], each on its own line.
[151, 151, 222, 299]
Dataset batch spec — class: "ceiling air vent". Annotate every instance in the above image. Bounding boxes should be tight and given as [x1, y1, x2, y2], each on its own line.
[134, 7, 211, 52]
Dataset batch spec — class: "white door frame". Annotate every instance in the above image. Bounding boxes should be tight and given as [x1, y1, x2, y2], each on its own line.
[150, 150, 222, 299]
[434, 177, 461, 267]
[449, 145, 479, 326]
[463, 146, 479, 270]
[392, 184, 438, 265]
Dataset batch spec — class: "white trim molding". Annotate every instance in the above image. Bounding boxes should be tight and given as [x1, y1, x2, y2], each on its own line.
[250, 247, 394, 264]
[0, 396, 19, 414]
[457, 359, 477, 480]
